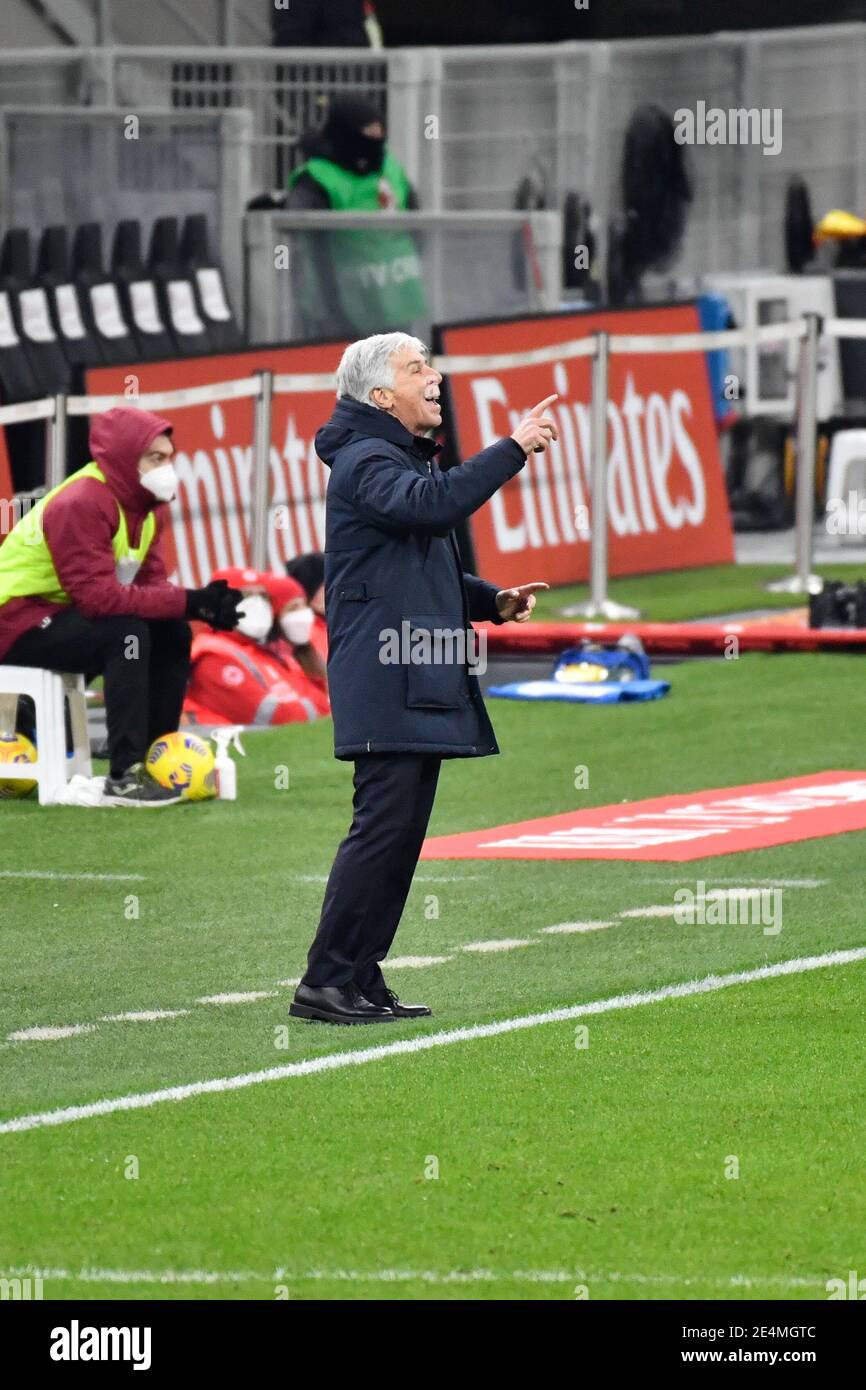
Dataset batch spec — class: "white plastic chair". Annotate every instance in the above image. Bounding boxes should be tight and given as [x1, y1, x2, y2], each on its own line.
[0, 667, 92, 805]
[825, 429, 866, 547]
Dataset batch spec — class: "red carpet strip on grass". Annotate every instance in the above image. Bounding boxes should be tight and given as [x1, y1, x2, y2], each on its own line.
[476, 618, 866, 656]
[421, 771, 866, 861]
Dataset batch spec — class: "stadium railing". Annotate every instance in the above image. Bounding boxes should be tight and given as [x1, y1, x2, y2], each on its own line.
[4, 315, 857, 602]
[2, 25, 865, 287]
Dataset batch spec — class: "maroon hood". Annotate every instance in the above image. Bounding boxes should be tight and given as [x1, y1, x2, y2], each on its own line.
[89, 407, 174, 514]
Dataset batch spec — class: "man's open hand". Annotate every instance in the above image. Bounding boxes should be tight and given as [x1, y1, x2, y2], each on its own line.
[495, 581, 550, 623]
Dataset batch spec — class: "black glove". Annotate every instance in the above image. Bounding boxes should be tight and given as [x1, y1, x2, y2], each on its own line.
[185, 578, 243, 631]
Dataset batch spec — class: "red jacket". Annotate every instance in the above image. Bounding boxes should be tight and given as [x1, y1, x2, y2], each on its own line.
[0, 407, 186, 661]
[185, 628, 330, 726]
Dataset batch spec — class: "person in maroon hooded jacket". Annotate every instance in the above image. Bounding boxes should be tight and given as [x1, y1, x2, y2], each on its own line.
[0, 407, 242, 806]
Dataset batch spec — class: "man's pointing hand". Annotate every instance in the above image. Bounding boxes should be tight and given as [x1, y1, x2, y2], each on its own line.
[495, 581, 550, 623]
[510, 395, 559, 455]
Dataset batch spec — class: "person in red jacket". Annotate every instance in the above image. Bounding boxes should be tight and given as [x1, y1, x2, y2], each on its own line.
[259, 570, 329, 693]
[0, 407, 242, 805]
[184, 567, 330, 727]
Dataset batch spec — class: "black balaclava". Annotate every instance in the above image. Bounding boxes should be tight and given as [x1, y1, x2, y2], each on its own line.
[285, 551, 325, 601]
[317, 95, 386, 176]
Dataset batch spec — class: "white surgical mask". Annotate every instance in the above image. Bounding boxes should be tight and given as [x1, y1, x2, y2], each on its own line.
[139, 462, 179, 503]
[280, 605, 315, 645]
[236, 595, 273, 643]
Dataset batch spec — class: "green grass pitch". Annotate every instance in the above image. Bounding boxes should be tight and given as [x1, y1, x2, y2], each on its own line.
[1, 629, 865, 1299]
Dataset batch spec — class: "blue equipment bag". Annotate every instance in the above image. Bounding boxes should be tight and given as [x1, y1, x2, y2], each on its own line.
[488, 643, 670, 704]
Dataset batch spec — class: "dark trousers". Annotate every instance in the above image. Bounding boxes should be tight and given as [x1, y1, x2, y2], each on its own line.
[4, 610, 192, 777]
[303, 753, 442, 992]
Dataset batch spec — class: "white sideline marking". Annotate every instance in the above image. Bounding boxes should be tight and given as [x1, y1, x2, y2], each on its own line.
[276, 978, 302, 988]
[0, 870, 146, 882]
[196, 991, 278, 1006]
[621, 886, 815, 921]
[387, 955, 453, 968]
[642, 877, 827, 888]
[541, 921, 614, 935]
[2, 947, 863, 1136]
[461, 938, 535, 953]
[619, 905, 678, 918]
[101, 1010, 191, 1023]
[413, 875, 482, 883]
[7, 1024, 97, 1043]
[4, 1263, 826, 1291]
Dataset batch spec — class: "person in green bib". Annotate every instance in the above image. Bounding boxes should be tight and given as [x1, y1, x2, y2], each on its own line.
[0, 407, 243, 806]
[286, 95, 428, 340]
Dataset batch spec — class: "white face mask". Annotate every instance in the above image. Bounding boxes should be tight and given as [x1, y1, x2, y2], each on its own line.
[280, 605, 315, 645]
[139, 462, 179, 503]
[236, 594, 273, 643]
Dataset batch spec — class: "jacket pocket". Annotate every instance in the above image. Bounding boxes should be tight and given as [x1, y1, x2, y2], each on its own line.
[403, 613, 469, 710]
[337, 582, 378, 602]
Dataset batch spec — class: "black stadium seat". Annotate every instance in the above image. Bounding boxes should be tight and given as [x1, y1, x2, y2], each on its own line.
[0, 231, 54, 493]
[148, 216, 212, 357]
[112, 219, 178, 362]
[0, 227, 71, 398]
[0, 276, 40, 404]
[72, 223, 139, 366]
[36, 225, 97, 371]
[180, 214, 243, 351]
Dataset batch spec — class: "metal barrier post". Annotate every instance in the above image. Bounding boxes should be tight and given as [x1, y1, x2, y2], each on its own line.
[766, 311, 823, 596]
[250, 370, 273, 571]
[561, 332, 640, 621]
[46, 393, 67, 491]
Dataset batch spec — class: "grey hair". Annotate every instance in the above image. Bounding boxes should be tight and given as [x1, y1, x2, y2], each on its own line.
[336, 332, 429, 405]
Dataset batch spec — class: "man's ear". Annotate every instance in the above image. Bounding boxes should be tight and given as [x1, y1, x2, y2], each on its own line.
[370, 387, 392, 411]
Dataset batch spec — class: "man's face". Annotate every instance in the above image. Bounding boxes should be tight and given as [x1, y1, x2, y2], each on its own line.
[138, 434, 174, 476]
[372, 346, 442, 435]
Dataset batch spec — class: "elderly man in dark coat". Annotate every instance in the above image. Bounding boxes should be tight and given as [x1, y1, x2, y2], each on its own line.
[290, 332, 557, 1024]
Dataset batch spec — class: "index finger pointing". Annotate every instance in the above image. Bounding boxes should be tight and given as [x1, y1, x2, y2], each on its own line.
[529, 394, 559, 416]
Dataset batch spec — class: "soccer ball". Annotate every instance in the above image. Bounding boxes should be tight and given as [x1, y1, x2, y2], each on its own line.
[0, 730, 37, 799]
[145, 731, 217, 801]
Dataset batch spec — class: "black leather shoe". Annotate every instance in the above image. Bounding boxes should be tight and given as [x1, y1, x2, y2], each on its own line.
[363, 987, 431, 1019]
[289, 982, 397, 1025]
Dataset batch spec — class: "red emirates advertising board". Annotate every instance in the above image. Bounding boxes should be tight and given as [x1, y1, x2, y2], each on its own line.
[439, 304, 734, 588]
[0, 427, 12, 504]
[87, 342, 349, 587]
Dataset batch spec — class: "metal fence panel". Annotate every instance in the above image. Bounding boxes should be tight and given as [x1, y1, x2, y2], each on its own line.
[113, 47, 390, 195]
[436, 44, 594, 211]
[0, 106, 251, 313]
[244, 210, 562, 344]
[2, 28, 866, 291]
[745, 26, 866, 272]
